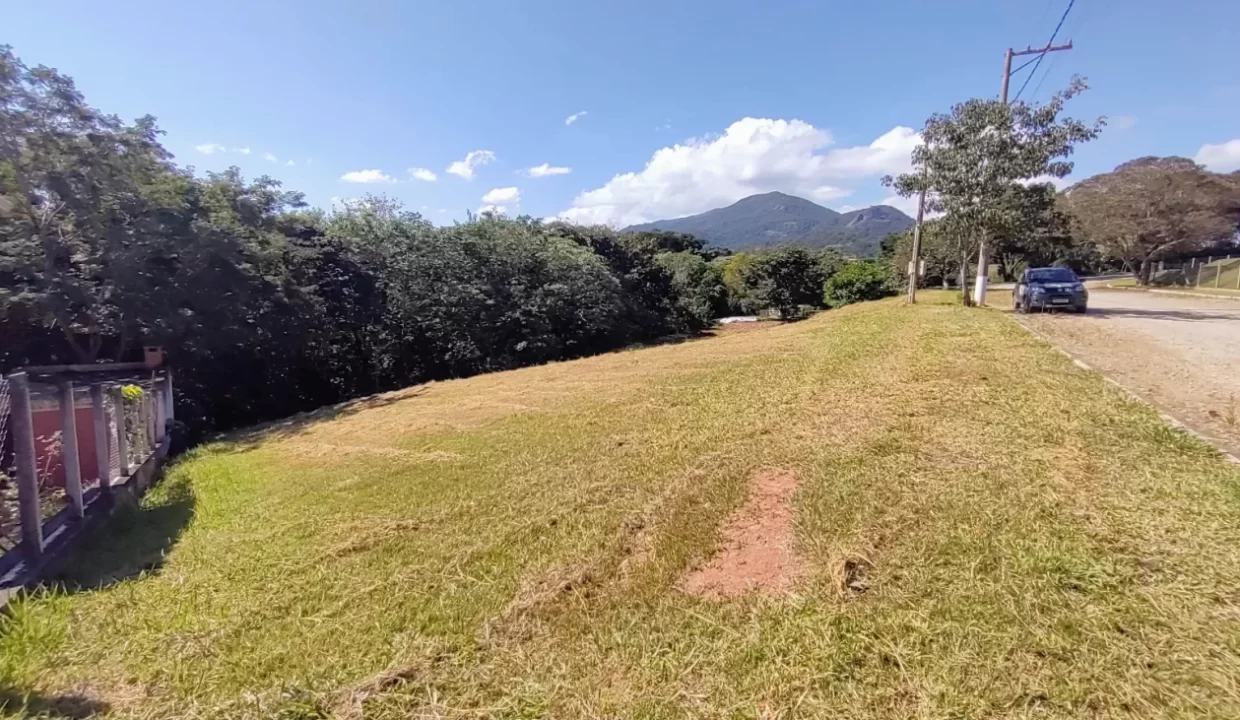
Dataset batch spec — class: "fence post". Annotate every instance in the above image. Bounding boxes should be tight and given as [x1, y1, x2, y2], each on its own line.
[58, 381, 85, 519]
[153, 387, 166, 444]
[1217, 264, 1223, 288]
[111, 385, 130, 476]
[163, 370, 174, 425]
[9, 373, 44, 559]
[90, 383, 111, 492]
[137, 391, 151, 454]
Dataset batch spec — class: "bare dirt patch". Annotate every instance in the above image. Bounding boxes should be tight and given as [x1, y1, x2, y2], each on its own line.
[680, 469, 804, 599]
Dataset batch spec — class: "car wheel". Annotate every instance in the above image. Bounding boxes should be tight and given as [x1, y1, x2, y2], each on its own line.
[1074, 306, 1087, 314]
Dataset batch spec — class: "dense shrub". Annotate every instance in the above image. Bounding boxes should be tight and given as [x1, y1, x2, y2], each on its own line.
[823, 260, 896, 308]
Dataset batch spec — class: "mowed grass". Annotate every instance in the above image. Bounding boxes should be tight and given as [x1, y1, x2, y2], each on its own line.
[4, 293, 1240, 718]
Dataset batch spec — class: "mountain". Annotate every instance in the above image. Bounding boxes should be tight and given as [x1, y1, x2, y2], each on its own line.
[623, 191, 913, 256]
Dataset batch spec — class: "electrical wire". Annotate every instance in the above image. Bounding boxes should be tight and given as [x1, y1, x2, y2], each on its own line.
[1029, 50, 1063, 101]
[1012, 0, 1076, 103]
[1029, 0, 1109, 102]
[1010, 55, 1042, 77]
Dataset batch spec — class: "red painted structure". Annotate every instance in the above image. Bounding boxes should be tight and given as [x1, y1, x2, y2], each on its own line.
[30, 395, 109, 489]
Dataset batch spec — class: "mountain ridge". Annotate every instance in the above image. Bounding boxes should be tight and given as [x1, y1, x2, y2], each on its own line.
[624, 191, 913, 256]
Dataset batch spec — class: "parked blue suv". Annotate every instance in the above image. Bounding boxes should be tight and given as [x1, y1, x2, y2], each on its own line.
[1013, 267, 1088, 313]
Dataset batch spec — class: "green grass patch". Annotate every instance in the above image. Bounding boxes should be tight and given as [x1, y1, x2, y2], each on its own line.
[3, 294, 1240, 718]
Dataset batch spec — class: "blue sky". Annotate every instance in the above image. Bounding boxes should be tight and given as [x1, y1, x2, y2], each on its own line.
[7, 0, 1240, 225]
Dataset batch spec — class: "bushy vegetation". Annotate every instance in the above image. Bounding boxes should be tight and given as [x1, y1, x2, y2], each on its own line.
[0, 47, 873, 439]
[823, 260, 896, 308]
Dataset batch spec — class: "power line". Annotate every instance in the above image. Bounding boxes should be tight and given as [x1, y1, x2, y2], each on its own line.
[1010, 55, 1042, 77]
[1029, 50, 1064, 101]
[1012, 0, 1077, 103]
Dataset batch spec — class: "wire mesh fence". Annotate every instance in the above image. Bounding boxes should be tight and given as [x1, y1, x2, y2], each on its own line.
[1195, 258, 1240, 290]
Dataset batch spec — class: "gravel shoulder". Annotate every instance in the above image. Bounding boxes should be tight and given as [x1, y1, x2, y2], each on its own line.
[1017, 289, 1240, 457]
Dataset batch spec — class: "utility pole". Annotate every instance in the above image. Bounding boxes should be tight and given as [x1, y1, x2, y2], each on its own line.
[907, 189, 926, 303]
[972, 40, 1072, 306]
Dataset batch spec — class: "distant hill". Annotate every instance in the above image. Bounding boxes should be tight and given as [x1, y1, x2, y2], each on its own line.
[623, 191, 913, 256]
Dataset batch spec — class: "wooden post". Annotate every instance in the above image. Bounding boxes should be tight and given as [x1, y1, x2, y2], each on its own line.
[111, 385, 130, 476]
[58, 382, 85, 518]
[91, 383, 111, 491]
[9, 373, 44, 558]
[1216, 264, 1223, 288]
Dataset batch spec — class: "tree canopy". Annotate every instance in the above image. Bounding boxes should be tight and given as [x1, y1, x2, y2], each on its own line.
[1063, 156, 1240, 283]
[884, 77, 1103, 302]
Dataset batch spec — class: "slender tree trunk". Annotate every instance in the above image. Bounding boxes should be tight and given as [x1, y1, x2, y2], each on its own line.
[959, 250, 973, 306]
[1137, 256, 1153, 286]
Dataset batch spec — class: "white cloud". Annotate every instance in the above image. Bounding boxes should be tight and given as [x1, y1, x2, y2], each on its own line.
[409, 167, 438, 182]
[558, 117, 920, 227]
[264, 152, 279, 163]
[340, 169, 396, 183]
[286, 159, 296, 167]
[819, 127, 921, 177]
[526, 163, 572, 178]
[1195, 139, 1240, 173]
[446, 150, 496, 179]
[195, 143, 227, 155]
[565, 110, 588, 126]
[1021, 175, 1072, 190]
[482, 186, 520, 205]
[234, 147, 252, 155]
[1111, 115, 1137, 130]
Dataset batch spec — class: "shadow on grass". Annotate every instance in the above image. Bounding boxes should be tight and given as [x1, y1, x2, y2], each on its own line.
[46, 476, 196, 592]
[0, 686, 108, 719]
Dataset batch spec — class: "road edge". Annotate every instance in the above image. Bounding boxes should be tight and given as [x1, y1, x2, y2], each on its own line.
[1101, 285, 1240, 302]
[1009, 315, 1240, 466]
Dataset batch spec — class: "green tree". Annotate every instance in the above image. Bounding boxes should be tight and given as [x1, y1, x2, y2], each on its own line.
[823, 260, 895, 308]
[0, 45, 183, 360]
[885, 77, 1103, 304]
[656, 251, 728, 326]
[746, 246, 826, 319]
[989, 182, 1077, 280]
[1064, 157, 1240, 284]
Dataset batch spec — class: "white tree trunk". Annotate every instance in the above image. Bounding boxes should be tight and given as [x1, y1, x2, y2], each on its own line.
[972, 240, 989, 306]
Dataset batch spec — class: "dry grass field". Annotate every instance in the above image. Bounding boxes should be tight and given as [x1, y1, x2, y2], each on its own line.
[3, 292, 1240, 719]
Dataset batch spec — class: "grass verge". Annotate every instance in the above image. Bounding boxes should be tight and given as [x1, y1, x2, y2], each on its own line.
[3, 292, 1240, 719]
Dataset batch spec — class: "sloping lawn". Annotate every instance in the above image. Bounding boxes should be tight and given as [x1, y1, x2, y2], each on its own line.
[3, 293, 1240, 718]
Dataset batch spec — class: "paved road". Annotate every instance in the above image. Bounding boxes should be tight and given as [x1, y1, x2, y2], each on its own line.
[1019, 289, 1240, 458]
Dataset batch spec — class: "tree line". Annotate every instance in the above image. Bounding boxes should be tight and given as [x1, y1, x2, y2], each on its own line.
[0, 47, 893, 440]
[879, 76, 1240, 294]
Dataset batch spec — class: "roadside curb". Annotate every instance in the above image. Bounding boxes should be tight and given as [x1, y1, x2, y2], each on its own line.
[1102, 285, 1240, 302]
[1009, 315, 1240, 466]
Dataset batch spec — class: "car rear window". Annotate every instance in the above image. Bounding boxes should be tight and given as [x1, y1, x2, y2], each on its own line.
[1027, 268, 1078, 283]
